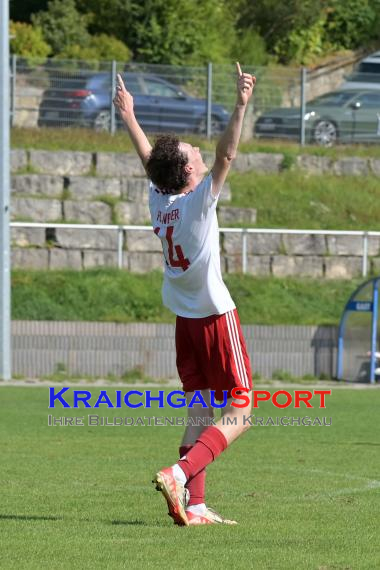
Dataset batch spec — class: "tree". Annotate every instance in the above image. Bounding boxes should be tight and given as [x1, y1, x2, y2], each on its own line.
[76, 0, 137, 41]
[77, 0, 238, 64]
[10, 21, 51, 58]
[237, 0, 323, 48]
[132, 0, 237, 64]
[236, 0, 380, 64]
[324, 0, 380, 50]
[13, 0, 380, 67]
[57, 35, 132, 62]
[231, 29, 270, 67]
[32, 0, 91, 56]
[89, 34, 131, 62]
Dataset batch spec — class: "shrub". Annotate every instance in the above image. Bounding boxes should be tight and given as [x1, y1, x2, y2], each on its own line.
[231, 29, 270, 67]
[10, 21, 51, 58]
[272, 369, 296, 381]
[32, 0, 91, 56]
[89, 34, 131, 62]
[274, 18, 327, 65]
[56, 34, 131, 63]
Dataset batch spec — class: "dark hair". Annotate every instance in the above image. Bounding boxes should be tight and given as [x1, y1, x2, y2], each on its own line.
[146, 134, 189, 194]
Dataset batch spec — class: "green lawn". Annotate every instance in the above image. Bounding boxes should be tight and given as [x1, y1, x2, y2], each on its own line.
[228, 171, 380, 230]
[11, 127, 380, 159]
[11, 269, 363, 325]
[0, 386, 379, 569]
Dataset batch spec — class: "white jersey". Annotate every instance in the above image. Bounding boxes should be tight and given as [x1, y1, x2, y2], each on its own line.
[149, 173, 236, 318]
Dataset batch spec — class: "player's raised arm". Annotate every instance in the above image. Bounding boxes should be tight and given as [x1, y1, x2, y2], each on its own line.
[211, 62, 256, 197]
[113, 74, 152, 170]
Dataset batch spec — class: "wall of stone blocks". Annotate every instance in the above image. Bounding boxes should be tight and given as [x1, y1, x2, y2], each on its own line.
[11, 149, 380, 180]
[10, 149, 380, 277]
[222, 233, 380, 278]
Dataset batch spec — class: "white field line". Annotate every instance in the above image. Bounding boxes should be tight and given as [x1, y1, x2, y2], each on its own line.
[260, 466, 380, 501]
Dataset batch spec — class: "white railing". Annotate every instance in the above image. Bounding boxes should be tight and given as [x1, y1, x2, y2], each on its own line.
[10, 222, 380, 277]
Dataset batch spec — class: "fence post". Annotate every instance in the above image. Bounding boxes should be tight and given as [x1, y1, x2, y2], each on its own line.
[117, 226, 123, 269]
[0, 0, 11, 380]
[369, 278, 378, 384]
[110, 60, 117, 135]
[206, 62, 212, 139]
[242, 230, 248, 274]
[362, 232, 368, 277]
[300, 67, 306, 146]
[11, 54, 16, 127]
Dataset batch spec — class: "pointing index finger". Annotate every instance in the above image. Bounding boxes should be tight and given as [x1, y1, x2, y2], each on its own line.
[236, 61, 242, 76]
[116, 73, 125, 89]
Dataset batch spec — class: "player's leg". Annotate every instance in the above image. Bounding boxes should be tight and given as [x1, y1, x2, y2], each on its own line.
[218, 307, 253, 444]
[177, 390, 252, 481]
[178, 390, 251, 525]
[181, 389, 214, 446]
[219, 389, 252, 443]
[155, 311, 252, 526]
[179, 390, 214, 518]
[154, 317, 210, 526]
[173, 309, 253, 524]
[176, 321, 215, 511]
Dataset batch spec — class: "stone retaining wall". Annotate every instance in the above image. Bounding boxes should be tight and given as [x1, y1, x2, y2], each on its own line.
[10, 149, 380, 277]
[10, 231, 378, 277]
[11, 149, 380, 178]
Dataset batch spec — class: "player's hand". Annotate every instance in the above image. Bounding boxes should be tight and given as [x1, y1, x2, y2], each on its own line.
[236, 62, 256, 107]
[113, 73, 134, 117]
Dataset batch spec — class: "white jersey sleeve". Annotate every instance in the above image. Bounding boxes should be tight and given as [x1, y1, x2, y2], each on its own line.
[149, 174, 236, 318]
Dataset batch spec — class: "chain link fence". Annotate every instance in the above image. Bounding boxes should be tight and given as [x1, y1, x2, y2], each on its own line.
[10, 54, 379, 146]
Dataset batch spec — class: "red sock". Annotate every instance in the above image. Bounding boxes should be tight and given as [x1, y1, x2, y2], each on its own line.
[178, 427, 227, 481]
[179, 445, 206, 506]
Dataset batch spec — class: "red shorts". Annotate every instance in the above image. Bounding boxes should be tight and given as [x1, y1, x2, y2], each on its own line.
[175, 309, 252, 400]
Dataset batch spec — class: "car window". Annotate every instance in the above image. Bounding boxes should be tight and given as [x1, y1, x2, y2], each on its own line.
[311, 92, 355, 106]
[50, 77, 89, 90]
[84, 74, 140, 93]
[122, 76, 143, 95]
[144, 80, 180, 98]
[348, 61, 380, 83]
[357, 62, 380, 74]
[356, 93, 380, 108]
[87, 76, 111, 90]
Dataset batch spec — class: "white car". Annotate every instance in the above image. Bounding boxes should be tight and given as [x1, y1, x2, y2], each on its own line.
[341, 51, 380, 90]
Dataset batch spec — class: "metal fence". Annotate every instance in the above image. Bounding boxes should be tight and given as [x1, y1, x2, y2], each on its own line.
[10, 53, 379, 146]
[10, 222, 380, 278]
[11, 320, 338, 380]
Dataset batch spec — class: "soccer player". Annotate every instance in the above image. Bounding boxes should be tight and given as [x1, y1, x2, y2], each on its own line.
[113, 63, 256, 526]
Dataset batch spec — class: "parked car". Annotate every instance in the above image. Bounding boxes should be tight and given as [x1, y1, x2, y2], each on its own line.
[341, 51, 380, 90]
[38, 71, 230, 135]
[254, 89, 380, 146]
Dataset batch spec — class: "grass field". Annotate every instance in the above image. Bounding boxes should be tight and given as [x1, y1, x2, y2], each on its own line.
[0, 385, 379, 569]
[228, 171, 380, 230]
[11, 127, 380, 159]
[11, 270, 363, 325]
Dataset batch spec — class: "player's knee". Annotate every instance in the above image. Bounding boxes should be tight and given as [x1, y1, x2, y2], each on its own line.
[232, 414, 251, 435]
[240, 419, 252, 434]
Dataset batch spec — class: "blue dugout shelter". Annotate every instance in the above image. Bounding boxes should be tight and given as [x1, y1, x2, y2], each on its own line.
[337, 276, 379, 383]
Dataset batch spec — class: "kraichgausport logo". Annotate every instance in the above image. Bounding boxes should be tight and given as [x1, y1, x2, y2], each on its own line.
[49, 387, 331, 409]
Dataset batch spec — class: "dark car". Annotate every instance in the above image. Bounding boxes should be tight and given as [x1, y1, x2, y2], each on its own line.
[341, 51, 380, 90]
[38, 72, 230, 135]
[254, 89, 380, 146]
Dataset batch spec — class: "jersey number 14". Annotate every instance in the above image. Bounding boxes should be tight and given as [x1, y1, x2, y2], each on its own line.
[154, 225, 190, 271]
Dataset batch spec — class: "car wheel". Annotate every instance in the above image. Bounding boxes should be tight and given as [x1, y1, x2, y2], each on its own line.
[198, 116, 224, 136]
[313, 120, 338, 147]
[93, 110, 112, 132]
